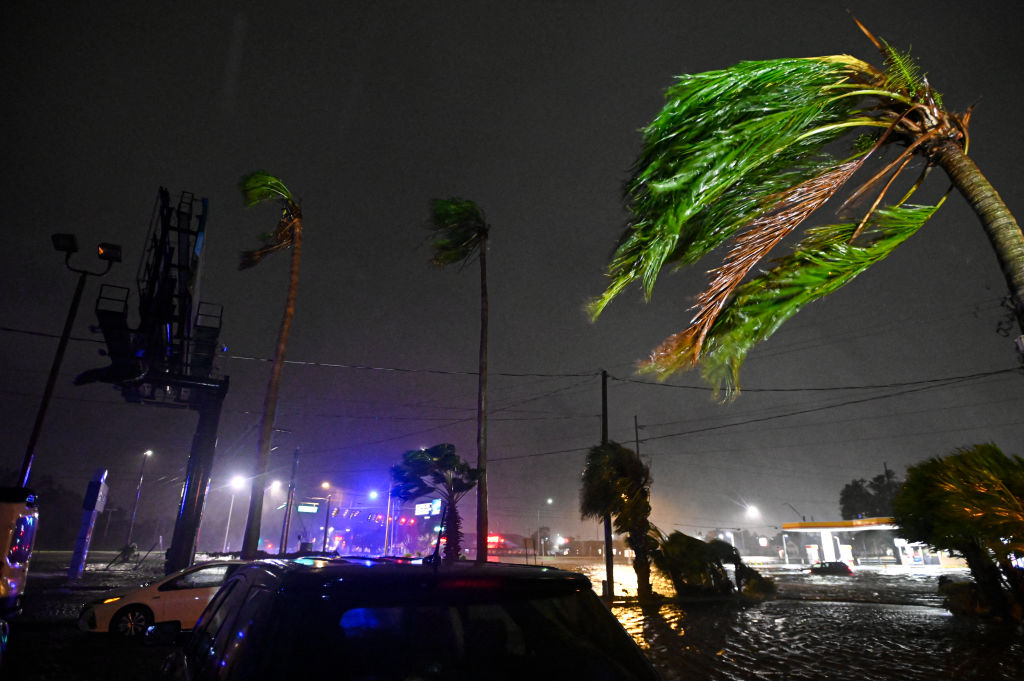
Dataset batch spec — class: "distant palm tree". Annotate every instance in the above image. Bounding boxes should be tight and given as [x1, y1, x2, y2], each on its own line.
[427, 198, 491, 560]
[237, 171, 303, 559]
[590, 21, 1024, 398]
[390, 443, 480, 563]
[580, 441, 654, 599]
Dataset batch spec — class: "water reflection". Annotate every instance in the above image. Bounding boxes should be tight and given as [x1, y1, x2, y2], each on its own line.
[559, 558, 1024, 680]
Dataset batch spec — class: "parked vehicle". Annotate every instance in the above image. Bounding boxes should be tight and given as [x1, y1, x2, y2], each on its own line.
[157, 557, 662, 680]
[0, 486, 38, 667]
[807, 561, 853, 576]
[78, 560, 247, 638]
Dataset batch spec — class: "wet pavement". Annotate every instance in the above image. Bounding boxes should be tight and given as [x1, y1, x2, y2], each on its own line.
[5, 552, 1024, 679]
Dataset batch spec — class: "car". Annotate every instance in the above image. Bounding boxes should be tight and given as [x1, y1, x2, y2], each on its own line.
[78, 559, 247, 639]
[157, 557, 663, 680]
[807, 561, 854, 576]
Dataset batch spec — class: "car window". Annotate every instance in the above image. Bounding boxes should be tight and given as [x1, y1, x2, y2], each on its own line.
[215, 586, 275, 680]
[185, 578, 247, 678]
[258, 588, 659, 680]
[161, 564, 235, 591]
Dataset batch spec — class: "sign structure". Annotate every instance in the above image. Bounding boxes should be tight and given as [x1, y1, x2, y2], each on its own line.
[414, 499, 442, 517]
[296, 502, 319, 514]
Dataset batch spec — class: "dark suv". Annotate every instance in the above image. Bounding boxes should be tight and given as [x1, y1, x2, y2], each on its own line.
[160, 557, 661, 680]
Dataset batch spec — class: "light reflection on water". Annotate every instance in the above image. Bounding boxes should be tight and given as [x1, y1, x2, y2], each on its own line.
[551, 558, 1024, 680]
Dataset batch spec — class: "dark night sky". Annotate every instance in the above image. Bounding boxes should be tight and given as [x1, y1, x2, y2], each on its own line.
[3, 1, 1023, 550]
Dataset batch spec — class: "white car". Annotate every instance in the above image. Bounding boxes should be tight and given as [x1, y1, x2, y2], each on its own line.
[78, 560, 246, 638]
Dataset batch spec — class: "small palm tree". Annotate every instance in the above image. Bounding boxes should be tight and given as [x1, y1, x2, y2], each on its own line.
[427, 198, 490, 561]
[650, 530, 733, 597]
[390, 443, 480, 563]
[590, 21, 1024, 398]
[580, 441, 654, 599]
[237, 171, 303, 558]
[894, 443, 1024, 619]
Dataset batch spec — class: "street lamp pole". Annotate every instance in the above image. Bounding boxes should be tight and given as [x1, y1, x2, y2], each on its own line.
[322, 493, 333, 553]
[279, 447, 300, 555]
[223, 492, 237, 553]
[222, 475, 246, 553]
[126, 450, 152, 546]
[18, 234, 120, 487]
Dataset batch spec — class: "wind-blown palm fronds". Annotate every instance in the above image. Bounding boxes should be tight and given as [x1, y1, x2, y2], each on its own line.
[239, 171, 301, 269]
[428, 198, 488, 266]
[427, 197, 491, 561]
[580, 441, 655, 598]
[591, 23, 1024, 395]
[391, 443, 480, 563]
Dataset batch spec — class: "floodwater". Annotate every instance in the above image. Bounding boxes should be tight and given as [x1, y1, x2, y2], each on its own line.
[564, 558, 1024, 680]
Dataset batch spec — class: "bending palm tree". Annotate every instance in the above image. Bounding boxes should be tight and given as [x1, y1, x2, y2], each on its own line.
[580, 441, 654, 599]
[427, 198, 490, 560]
[237, 171, 303, 558]
[591, 21, 1024, 398]
[390, 443, 480, 563]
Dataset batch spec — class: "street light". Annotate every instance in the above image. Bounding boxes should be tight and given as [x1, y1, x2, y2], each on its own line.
[18, 233, 121, 487]
[126, 449, 153, 546]
[537, 497, 553, 564]
[222, 475, 246, 553]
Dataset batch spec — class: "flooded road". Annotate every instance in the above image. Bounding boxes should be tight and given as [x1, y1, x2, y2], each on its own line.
[563, 558, 1024, 680]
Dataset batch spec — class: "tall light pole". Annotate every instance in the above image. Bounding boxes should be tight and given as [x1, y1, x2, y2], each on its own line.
[222, 475, 246, 553]
[320, 481, 332, 553]
[537, 497, 553, 564]
[126, 449, 153, 546]
[18, 234, 121, 487]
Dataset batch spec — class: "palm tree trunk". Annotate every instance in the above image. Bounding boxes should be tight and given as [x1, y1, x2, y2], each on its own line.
[241, 222, 302, 558]
[476, 234, 489, 561]
[934, 140, 1024, 334]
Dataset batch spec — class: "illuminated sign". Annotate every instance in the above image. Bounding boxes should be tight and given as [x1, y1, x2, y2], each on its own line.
[414, 498, 443, 517]
[296, 502, 319, 514]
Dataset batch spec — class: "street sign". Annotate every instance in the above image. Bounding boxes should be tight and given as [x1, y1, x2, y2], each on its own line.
[296, 502, 319, 514]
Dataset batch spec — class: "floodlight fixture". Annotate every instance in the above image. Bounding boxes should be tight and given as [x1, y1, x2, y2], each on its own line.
[51, 233, 79, 254]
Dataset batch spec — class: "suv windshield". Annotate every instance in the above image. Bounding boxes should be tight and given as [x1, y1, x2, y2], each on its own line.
[235, 581, 657, 680]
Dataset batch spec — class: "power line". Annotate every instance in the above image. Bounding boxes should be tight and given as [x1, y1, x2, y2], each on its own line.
[608, 366, 1021, 394]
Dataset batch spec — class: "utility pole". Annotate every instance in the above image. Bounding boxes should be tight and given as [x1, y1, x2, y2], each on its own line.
[279, 448, 300, 555]
[601, 370, 613, 599]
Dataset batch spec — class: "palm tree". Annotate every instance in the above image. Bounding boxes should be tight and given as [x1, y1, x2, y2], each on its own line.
[894, 443, 1024, 620]
[390, 443, 480, 563]
[650, 530, 733, 597]
[590, 21, 1024, 398]
[580, 441, 654, 599]
[427, 198, 491, 560]
[237, 171, 303, 558]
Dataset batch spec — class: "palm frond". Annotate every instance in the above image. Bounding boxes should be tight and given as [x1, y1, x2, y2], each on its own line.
[240, 170, 294, 207]
[239, 170, 301, 270]
[590, 56, 877, 318]
[682, 159, 865, 365]
[428, 197, 487, 267]
[643, 202, 940, 397]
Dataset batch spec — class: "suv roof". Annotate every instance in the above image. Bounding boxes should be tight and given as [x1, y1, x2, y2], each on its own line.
[173, 557, 661, 680]
[255, 556, 593, 590]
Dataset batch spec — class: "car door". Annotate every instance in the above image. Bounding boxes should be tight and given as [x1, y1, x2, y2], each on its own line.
[156, 563, 238, 628]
